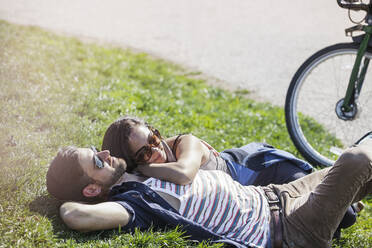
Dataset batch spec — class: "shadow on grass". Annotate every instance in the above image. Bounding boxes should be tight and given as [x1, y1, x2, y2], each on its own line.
[29, 195, 61, 217]
[28, 194, 67, 232]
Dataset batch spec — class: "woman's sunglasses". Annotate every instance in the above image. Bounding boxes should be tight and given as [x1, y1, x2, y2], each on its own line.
[133, 128, 162, 164]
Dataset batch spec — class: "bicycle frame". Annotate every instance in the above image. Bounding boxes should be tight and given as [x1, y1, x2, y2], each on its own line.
[284, 1, 372, 167]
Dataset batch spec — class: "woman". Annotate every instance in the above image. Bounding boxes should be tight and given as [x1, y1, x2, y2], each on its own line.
[101, 116, 313, 186]
[101, 116, 359, 236]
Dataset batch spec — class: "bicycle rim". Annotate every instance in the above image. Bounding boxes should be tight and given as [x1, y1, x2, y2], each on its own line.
[286, 43, 372, 167]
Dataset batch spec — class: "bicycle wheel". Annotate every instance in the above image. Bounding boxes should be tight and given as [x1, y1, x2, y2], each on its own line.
[285, 43, 372, 167]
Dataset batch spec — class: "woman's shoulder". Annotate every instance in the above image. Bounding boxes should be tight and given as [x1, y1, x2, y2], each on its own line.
[166, 134, 202, 154]
[165, 133, 195, 146]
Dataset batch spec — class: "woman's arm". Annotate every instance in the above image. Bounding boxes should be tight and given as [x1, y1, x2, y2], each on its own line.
[60, 201, 131, 232]
[137, 134, 208, 185]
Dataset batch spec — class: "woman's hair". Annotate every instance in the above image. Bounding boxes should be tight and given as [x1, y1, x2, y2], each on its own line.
[102, 116, 148, 172]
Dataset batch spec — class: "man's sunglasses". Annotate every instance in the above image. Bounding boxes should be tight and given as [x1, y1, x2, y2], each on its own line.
[133, 128, 162, 164]
[90, 146, 104, 169]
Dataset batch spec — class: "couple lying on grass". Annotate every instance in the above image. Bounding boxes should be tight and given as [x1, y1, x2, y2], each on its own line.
[46, 116, 371, 248]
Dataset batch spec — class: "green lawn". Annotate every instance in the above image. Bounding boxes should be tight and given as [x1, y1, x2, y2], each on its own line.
[0, 20, 370, 247]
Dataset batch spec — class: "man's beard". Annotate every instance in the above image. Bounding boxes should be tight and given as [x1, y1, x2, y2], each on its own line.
[99, 157, 127, 196]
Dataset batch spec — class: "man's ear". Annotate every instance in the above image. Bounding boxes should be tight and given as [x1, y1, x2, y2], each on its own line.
[82, 184, 102, 197]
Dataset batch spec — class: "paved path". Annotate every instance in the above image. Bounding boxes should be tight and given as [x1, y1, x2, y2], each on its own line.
[0, 0, 352, 105]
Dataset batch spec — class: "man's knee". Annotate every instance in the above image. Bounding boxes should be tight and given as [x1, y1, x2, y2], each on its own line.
[337, 145, 372, 173]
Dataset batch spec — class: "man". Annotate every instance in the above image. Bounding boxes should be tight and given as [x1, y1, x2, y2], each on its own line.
[46, 137, 372, 248]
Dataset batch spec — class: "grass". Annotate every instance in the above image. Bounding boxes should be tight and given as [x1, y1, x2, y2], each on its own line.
[0, 20, 370, 247]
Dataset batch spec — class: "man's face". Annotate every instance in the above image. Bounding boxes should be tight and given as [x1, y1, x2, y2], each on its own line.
[78, 148, 127, 189]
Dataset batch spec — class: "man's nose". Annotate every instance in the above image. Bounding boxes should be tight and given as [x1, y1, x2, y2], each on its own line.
[97, 150, 111, 160]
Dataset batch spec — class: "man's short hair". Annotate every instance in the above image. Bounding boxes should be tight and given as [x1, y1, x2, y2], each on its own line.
[46, 146, 95, 202]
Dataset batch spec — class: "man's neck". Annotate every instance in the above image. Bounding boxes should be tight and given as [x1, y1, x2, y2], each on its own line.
[113, 172, 148, 187]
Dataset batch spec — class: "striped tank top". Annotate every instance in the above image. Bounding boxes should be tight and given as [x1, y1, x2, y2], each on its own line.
[143, 170, 270, 248]
[162, 138, 230, 174]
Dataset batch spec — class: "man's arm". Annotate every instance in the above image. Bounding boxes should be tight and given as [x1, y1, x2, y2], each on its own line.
[60, 201, 131, 232]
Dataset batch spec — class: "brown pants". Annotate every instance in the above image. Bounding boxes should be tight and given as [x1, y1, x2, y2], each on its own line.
[268, 139, 372, 248]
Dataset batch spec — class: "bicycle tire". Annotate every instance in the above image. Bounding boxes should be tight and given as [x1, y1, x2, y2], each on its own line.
[285, 42, 372, 167]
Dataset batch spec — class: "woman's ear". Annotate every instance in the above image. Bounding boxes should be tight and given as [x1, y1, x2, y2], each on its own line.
[82, 184, 102, 197]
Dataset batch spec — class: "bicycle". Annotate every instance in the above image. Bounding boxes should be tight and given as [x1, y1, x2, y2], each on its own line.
[285, 0, 372, 167]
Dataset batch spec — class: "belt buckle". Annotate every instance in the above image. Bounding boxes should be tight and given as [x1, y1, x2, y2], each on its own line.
[264, 190, 280, 204]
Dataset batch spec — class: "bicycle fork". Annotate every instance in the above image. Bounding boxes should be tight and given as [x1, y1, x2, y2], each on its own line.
[337, 25, 372, 120]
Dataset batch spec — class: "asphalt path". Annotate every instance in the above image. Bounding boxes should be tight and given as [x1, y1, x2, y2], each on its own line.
[0, 0, 353, 105]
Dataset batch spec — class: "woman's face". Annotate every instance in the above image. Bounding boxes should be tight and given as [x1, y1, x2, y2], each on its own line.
[128, 125, 167, 164]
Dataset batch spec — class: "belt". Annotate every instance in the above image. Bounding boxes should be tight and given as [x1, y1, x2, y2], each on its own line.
[263, 188, 283, 248]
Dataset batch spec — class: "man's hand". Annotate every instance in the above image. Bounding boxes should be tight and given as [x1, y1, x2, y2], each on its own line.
[60, 201, 131, 232]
